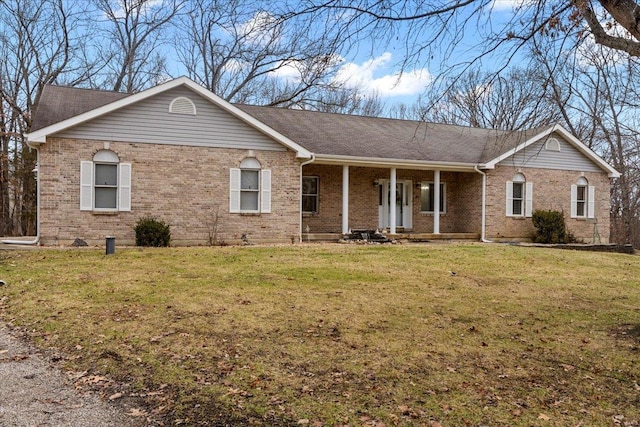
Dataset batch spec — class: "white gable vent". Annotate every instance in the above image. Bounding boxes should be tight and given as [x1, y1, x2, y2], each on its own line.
[169, 97, 197, 115]
[545, 137, 561, 151]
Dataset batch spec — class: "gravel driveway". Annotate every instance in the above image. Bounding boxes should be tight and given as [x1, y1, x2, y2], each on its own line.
[0, 323, 141, 427]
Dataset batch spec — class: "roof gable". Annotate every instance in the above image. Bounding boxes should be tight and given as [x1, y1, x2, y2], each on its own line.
[54, 85, 288, 152]
[482, 124, 620, 178]
[28, 77, 312, 158]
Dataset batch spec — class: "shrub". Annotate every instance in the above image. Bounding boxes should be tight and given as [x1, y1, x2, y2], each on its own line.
[531, 210, 567, 244]
[134, 216, 171, 247]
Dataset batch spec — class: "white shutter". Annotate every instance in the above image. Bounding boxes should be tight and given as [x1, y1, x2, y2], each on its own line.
[261, 169, 271, 213]
[505, 181, 513, 217]
[229, 168, 241, 213]
[570, 184, 577, 218]
[80, 161, 93, 211]
[525, 182, 533, 217]
[119, 163, 132, 211]
[587, 185, 595, 219]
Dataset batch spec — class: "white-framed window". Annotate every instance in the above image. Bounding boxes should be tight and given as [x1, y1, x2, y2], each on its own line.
[420, 182, 446, 213]
[302, 176, 319, 214]
[230, 158, 271, 213]
[571, 177, 595, 219]
[80, 150, 131, 212]
[506, 173, 532, 217]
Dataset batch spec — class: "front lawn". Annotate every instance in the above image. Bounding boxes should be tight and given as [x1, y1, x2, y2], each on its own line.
[1, 244, 639, 426]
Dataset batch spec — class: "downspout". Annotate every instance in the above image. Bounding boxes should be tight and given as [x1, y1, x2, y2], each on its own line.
[474, 165, 492, 243]
[299, 153, 316, 242]
[2, 147, 40, 245]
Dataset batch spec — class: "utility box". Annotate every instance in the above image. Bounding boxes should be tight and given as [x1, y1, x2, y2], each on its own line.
[105, 236, 115, 255]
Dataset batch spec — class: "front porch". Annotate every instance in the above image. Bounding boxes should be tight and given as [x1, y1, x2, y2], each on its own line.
[302, 163, 486, 240]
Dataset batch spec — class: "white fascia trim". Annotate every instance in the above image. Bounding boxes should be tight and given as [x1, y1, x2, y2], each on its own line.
[550, 125, 620, 178]
[314, 154, 478, 172]
[482, 124, 620, 178]
[26, 76, 312, 159]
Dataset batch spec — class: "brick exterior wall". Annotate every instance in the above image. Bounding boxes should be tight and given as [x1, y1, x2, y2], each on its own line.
[39, 138, 301, 245]
[485, 166, 611, 243]
[301, 165, 483, 234]
[38, 138, 612, 245]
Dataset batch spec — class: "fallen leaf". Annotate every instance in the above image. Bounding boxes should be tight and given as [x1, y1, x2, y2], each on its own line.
[538, 413, 551, 420]
[297, 419, 310, 425]
[127, 408, 148, 417]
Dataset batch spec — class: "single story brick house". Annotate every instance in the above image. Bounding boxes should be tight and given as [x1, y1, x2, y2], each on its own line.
[25, 77, 619, 245]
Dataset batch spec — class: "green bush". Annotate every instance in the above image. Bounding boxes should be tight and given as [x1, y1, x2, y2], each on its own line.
[531, 210, 567, 244]
[134, 216, 171, 247]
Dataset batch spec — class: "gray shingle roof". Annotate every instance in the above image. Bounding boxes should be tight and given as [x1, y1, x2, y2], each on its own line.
[31, 85, 128, 131]
[31, 84, 550, 165]
[237, 105, 547, 164]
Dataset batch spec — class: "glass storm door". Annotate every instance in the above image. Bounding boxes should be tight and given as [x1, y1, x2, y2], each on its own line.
[378, 181, 412, 229]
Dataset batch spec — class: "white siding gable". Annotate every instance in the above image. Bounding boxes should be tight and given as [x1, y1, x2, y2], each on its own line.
[497, 134, 602, 173]
[57, 87, 286, 152]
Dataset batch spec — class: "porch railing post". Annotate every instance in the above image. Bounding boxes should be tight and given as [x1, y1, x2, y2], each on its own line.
[342, 165, 349, 234]
[434, 170, 441, 234]
[390, 167, 397, 234]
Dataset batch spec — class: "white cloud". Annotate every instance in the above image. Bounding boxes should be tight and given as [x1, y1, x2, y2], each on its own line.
[107, 0, 166, 19]
[237, 11, 279, 46]
[489, 0, 537, 12]
[490, 0, 520, 11]
[269, 60, 306, 81]
[269, 54, 343, 82]
[332, 53, 432, 97]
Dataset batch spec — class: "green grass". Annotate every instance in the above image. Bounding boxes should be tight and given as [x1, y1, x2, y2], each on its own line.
[1, 243, 639, 426]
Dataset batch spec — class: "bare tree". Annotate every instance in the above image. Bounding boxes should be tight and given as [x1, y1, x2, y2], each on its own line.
[280, 1, 640, 70]
[420, 68, 561, 130]
[0, 0, 89, 236]
[526, 32, 640, 245]
[94, 0, 184, 93]
[176, 0, 342, 105]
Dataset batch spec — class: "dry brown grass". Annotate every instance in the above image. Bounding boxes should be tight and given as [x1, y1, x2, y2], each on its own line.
[1, 243, 639, 426]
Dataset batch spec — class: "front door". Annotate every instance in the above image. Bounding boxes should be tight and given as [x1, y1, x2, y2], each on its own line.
[378, 180, 412, 230]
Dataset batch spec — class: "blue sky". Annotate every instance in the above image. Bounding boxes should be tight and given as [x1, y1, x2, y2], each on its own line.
[297, 0, 523, 104]
[106, 0, 523, 106]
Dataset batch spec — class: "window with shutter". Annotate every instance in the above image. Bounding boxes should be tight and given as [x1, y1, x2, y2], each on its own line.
[79, 150, 131, 212]
[571, 177, 594, 219]
[231, 158, 271, 214]
[506, 173, 530, 217]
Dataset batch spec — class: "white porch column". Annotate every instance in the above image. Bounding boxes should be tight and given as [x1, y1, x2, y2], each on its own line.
[433, 170, 441, 234]
[389, 168, 397, 234]
[342, 165, 349, 234]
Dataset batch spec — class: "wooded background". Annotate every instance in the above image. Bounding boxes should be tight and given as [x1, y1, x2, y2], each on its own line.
[2, 0, 638, 246]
